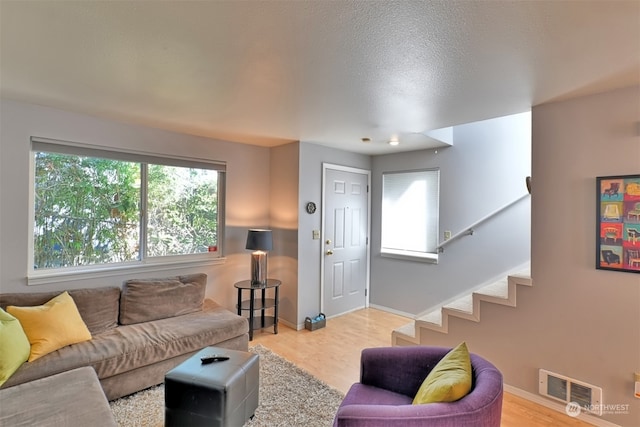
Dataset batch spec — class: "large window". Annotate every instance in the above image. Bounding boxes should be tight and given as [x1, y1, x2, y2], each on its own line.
[32, 138, 225, 271]
[381, 169, 439, 261]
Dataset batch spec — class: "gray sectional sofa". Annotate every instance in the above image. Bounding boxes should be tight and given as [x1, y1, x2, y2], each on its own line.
[0, 273, 249, 400]
[1, 367, 118, 427]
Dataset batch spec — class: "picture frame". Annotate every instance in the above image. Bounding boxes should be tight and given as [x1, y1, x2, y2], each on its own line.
[596, 174, 640, 273]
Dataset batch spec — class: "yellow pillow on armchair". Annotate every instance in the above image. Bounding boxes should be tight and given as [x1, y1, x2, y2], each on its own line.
[7, 291, 92, 362]
[412, 341, 472, 404]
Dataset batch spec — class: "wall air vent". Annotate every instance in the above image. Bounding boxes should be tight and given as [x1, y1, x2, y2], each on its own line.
[539, 369, 603, 416]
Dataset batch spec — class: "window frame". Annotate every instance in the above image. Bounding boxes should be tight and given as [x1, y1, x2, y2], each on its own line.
[28, 137, 226, 285]
[380, 168, 440, 263]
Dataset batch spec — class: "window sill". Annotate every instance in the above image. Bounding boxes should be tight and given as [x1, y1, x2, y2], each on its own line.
[27, 255, 226, 286]
[380, 249, 439, 264]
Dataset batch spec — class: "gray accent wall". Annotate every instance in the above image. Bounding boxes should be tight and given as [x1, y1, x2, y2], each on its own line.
[297, 142, 371, 327]
[370, 112, 532, 315]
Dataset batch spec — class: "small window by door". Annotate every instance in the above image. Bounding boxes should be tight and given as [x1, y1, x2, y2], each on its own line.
[381, 169, 440, 262]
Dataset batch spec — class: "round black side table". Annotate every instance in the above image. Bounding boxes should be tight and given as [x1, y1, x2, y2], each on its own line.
[234, 279, 281, 341]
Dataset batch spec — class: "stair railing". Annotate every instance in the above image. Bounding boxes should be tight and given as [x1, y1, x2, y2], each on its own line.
[436, 193, 530, 253]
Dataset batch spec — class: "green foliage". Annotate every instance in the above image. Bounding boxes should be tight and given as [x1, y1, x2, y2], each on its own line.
[34, 152, 219, 269]
[34, 153, 140, 268]
[147, 165, 218, 256]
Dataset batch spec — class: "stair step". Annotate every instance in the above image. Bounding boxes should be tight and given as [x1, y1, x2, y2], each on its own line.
[392, 268, 533, 342]
[475, 279, 509, 299]
[395, 322, 417, 337]
[444, 295, 473, 313]
[392, 322, 420, 345]
[418, 309, 442, 325]
[474, 279, 516, 307]
[510, 272, 533, 286]
[415, 309, 447, 334]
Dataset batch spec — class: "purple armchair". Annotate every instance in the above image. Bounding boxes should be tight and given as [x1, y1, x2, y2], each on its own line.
[333, 346, 503, 427]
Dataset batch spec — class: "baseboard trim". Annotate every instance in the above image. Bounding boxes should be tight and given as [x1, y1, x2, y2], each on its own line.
[503, 384, 621, 427]
[325, 305, 366, 320]
[368, 303, 415, 319]
[277, 318, 300, 331]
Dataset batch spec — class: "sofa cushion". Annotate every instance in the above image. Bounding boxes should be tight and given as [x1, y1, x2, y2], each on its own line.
[0, 287, 120, 336]
[0, 367, 117, 427]
[412, 342, 472, 404]
[0, 308, 30, 386]
[119, 273, 206, 325]
[7, 292, 92, 362]
[1, 299, 248, 389]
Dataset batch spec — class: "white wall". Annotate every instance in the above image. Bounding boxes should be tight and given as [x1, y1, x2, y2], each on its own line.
[0, 99, 271, 311]
[370, 112, 532, 315]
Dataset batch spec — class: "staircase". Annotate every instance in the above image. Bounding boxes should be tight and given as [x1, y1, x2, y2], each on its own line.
[392, 266, 532, 345]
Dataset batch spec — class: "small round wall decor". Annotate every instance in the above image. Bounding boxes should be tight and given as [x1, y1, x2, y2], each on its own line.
[306, 202, 317, 214]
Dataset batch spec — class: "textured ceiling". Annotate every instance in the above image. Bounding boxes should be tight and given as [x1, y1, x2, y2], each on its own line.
[1, 1, 639, 155]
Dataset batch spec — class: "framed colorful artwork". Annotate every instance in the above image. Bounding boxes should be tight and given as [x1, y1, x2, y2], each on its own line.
[596, 174, 640, 273]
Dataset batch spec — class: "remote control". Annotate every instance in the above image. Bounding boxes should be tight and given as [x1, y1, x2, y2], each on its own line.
[201, 354, 230, 364]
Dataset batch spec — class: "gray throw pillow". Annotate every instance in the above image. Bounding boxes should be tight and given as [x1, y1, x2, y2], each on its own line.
[119, 273, 206, 325]
[0, 287, 120, 336]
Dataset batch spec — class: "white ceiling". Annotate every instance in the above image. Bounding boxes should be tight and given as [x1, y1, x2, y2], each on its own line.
[1, 1, 639, 155]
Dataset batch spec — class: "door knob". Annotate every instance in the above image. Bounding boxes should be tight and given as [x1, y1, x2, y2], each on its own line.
[326, 249, 334, 255]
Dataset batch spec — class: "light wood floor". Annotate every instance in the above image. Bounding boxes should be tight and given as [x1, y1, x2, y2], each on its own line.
[250, 308, 592, 427]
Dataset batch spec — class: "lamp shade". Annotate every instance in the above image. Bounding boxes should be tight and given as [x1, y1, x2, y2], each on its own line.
[246, 229, 273, 251]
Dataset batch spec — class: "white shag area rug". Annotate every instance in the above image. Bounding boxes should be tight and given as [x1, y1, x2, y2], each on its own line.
[109, 345, 344, 426]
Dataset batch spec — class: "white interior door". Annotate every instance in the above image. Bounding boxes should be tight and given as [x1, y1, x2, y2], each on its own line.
[322, 165, 370, 318]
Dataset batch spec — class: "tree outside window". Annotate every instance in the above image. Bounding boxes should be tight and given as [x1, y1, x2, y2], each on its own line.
[33, 150, 222, 270]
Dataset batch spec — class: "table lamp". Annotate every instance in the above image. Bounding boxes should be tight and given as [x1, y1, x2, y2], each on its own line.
[246, 229, 273, 286]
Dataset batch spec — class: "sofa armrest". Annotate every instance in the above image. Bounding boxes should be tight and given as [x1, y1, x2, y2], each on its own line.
[359, 346, 452, 397]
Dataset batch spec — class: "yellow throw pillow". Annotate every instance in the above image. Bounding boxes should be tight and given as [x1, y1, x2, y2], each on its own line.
[7, 291, 92, 362]
[412, 342, 472, 404]
[0, 308, 31, 386]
